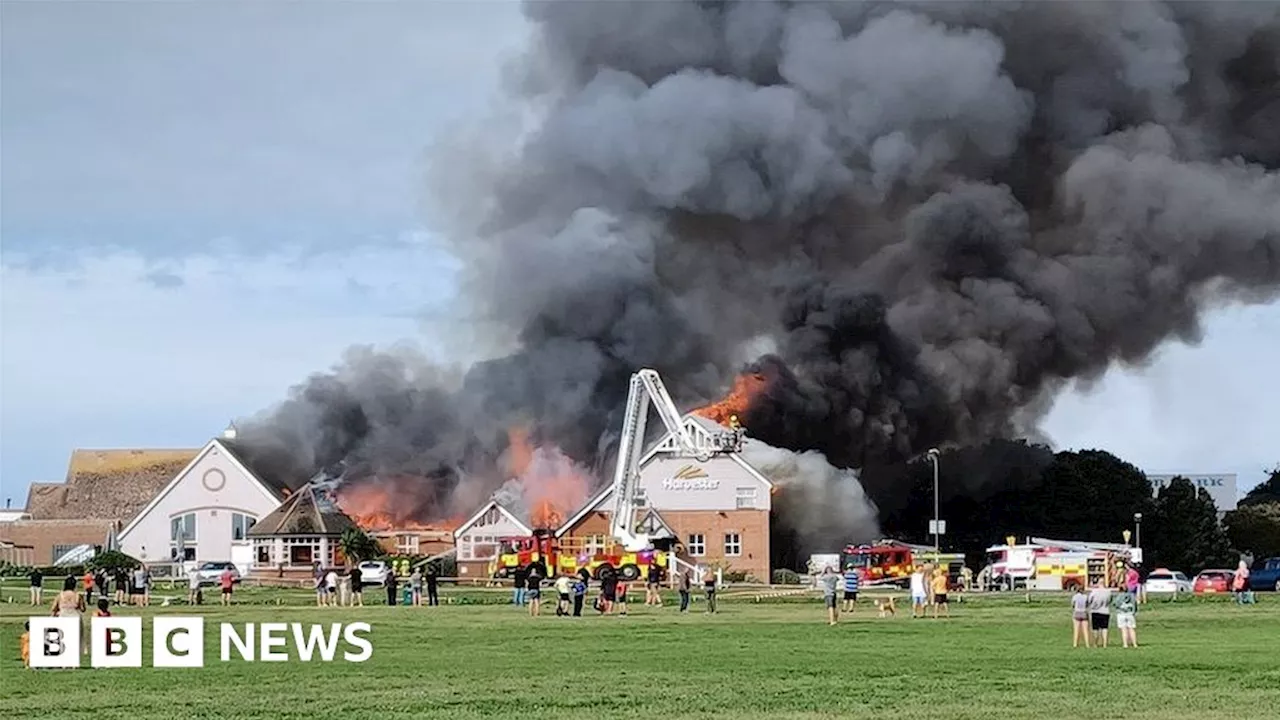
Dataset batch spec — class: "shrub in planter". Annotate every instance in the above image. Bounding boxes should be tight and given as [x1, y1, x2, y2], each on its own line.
[772, 569, 802, 585]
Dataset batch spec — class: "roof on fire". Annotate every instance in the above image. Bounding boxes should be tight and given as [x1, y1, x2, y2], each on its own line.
[23, 448, 201, 523]
[248, 482, 358, 537]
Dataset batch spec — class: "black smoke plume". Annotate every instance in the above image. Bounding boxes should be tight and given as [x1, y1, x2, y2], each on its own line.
[237, 2, 1280, 548]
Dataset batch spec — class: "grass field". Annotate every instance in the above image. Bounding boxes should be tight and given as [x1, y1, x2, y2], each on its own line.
[0, 583, 1276, 720]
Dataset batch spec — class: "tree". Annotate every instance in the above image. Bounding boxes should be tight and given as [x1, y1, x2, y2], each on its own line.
[1240, 467, 1280, 507]
[1224, 503, 1280, 560]
[338, 528, 381, 564]
[1147, 477, 1235, 573]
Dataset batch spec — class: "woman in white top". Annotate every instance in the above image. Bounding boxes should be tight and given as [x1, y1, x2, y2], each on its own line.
[51, 575, 87, 655]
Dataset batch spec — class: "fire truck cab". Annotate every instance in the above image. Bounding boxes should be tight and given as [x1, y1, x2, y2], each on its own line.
[841, 540, 965, 588]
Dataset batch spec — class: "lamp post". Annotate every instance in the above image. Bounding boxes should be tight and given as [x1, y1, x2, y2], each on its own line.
[927, 448, 941, 557]
[1133, 513, 1143, 549]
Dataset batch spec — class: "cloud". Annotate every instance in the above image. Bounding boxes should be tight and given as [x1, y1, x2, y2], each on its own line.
[0, 240, 458, 491]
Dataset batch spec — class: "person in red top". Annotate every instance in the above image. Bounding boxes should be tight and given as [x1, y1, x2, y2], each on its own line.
[83, 571, 96, 606]
[219, 567, 235, 606]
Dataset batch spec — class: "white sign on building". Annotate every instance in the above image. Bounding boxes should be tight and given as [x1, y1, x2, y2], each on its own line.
[1146, 474, 1238, 512]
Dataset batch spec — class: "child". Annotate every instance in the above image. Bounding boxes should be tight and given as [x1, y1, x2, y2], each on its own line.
[1114, 590, 1138, 648]
[21, 621, 30, 668]
[615, 581, 629, 616]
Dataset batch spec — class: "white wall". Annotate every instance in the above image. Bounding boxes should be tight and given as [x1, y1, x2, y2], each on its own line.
[637, 455, 771, 512]
[456, 506, 529, 560]
[119, 442, 280, 564]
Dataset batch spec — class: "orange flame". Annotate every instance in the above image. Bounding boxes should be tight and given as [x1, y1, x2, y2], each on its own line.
[693, 372, 768, 427]
[335, 478, 461, 533]
[507, 427, 591, 530]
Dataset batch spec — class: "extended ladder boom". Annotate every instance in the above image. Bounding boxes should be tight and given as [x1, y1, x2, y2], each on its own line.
[609, 369, 739, 551]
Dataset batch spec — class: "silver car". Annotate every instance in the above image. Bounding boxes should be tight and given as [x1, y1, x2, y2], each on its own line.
[190, 561, 241, 587]
[356, 560, 388, 587]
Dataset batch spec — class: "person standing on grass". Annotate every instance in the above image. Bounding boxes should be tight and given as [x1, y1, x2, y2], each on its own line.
[600, 569, 618, 614]
[1114, 589, 1138, 648]
[349, 565, 364, 607]
[83, 569, 96, 607]
[527, 569, 542, 617]
[114, 568, 128, 605]
[1125, 564, 1141, 599]
[425, 565, 439, 607]
[909, 567, 926, 618]
[314, 563, 327, 607]
[645, 563, 662, 606]
[616, 579, 630, 616]
[1071, 585, 1090, 648]
[513, 565, 528, 607]
[679, 568, 692, 613]
[220, 566, 235, 606]
[1086, 579, 1113, 648]
[555, 572, 572, 616]
[1232, 560, 1250, 604]
[385, 569, 398, 606]
[51, 576, 87, 656]
[820, 566, 840, 626]
[406, 567, 421, 606]
[187, 568, 201, 605]
[703, 569, 718, 614]
[325, 567, 340, 607]
[572, 574, 586, 616]
[931, 568, 950, 619]
[842, 564, 860, 613]
[28, 568, 43, 606]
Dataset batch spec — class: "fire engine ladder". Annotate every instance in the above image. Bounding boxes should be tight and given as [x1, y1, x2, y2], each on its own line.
[609, 369, 713, 551]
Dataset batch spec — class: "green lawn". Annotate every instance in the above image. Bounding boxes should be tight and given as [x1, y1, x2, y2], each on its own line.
[0, 585, 1276, 720]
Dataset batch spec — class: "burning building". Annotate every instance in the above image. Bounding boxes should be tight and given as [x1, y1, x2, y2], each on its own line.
[230, 2, 1280, 565]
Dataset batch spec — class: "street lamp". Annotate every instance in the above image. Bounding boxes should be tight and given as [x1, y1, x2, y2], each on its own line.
[927, 448, 941, 557]
[1133, 513, 1143, 549]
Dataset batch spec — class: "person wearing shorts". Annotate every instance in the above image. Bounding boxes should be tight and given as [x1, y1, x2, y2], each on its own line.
[909, 569, 926, 618]
[1070, 587, 1090, 647]
[526, 571, 542, 617]
[819, 567, 840, 625]
[841, 565, 860, 613]
[1086, 581, 1113, 647]
[219, 567, 235, 606]
[601, 572, 618, 614]
[1114, 590, 1138, 648]
[931, 569, 950, 618]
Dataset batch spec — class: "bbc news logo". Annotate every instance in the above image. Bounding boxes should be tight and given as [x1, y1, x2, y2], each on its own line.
[28, 617, 372, 668]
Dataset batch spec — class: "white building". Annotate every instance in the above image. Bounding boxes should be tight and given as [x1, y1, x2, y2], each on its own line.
[1147, 473, 1238, 513]
[116, 432, 290, 573]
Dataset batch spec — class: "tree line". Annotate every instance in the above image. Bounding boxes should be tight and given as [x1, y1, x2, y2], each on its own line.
[844, 440, 1279, 574]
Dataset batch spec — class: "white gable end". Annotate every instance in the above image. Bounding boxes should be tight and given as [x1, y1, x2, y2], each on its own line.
[118, 440, 282, 564]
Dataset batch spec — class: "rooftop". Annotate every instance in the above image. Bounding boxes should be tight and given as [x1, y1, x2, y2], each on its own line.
[24, 448, 200, 523]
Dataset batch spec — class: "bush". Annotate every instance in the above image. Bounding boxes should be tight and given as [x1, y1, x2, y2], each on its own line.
[88, 550, 141, 573]
[722, 570, 750, 583]
[772, 569, 802, 585]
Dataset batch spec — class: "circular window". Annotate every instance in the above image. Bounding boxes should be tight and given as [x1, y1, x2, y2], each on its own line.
[202, 468, 227, 492]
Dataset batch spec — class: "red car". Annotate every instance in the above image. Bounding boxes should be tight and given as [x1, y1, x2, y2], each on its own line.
[1192, 569, 1235, 594]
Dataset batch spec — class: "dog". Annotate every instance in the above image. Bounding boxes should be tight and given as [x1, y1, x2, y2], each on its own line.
[875, 596, 897, 617]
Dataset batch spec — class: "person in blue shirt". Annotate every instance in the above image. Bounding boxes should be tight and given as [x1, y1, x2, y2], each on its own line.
[572, 576, 587, 616]
[842, 564, 861, 613]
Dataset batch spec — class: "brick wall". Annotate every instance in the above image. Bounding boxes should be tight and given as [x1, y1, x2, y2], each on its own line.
[562, 508, 770, 581]
[0, 519, 117, 565]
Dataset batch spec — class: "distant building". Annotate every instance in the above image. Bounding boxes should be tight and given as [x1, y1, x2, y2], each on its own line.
[1147, 473, 1238, 513]
[0, 448, 198, 565]
[247, 481, 359, 577]
[453, 500, 532, 578]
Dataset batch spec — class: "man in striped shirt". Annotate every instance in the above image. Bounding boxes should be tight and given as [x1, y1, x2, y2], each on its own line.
[842, 565, 861, 613]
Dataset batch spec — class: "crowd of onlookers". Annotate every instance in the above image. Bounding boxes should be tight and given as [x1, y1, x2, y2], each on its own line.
[507, 563, 720, 617]
[27, 565, 155, 609]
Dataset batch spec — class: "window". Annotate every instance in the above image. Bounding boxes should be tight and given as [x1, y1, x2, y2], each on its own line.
[584, 534, 606, 555]
[459, 534, 499, 561]
[735, 487, 758, 509]
[255, 542, 272, 565]
[51, 544, 78, 563]
[634, 489, 648, 508]
[397, 534, 420, 555]
[724, 533, 742, 557]
[687, 534, 705, 557]
[170, 513, 196, 560]
[284, 537, 323, 566]
[232, 513, 256, 541]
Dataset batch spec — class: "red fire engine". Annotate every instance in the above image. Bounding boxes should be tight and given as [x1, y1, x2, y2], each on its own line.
[841, 539, 965, 588]
[491, 530, 668, 581]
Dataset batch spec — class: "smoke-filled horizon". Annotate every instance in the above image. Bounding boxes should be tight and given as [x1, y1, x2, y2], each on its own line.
[236, 1, 1279, 552]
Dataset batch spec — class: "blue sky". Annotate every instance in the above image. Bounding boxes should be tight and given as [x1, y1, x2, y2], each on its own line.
[1, 2, 1275, 510]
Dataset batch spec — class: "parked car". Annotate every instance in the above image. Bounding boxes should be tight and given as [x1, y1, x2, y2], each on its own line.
[190, 561, 241, 587]
[1192, 569, 1234, 594]
[1145, 569, 1193, 595]
[1246, 557, 1280, 592]
[356, 560, 389, 587]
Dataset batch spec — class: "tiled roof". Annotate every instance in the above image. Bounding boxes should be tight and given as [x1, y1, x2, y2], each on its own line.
[24, 449, 200, 523]
[248, 483, 358, 538]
